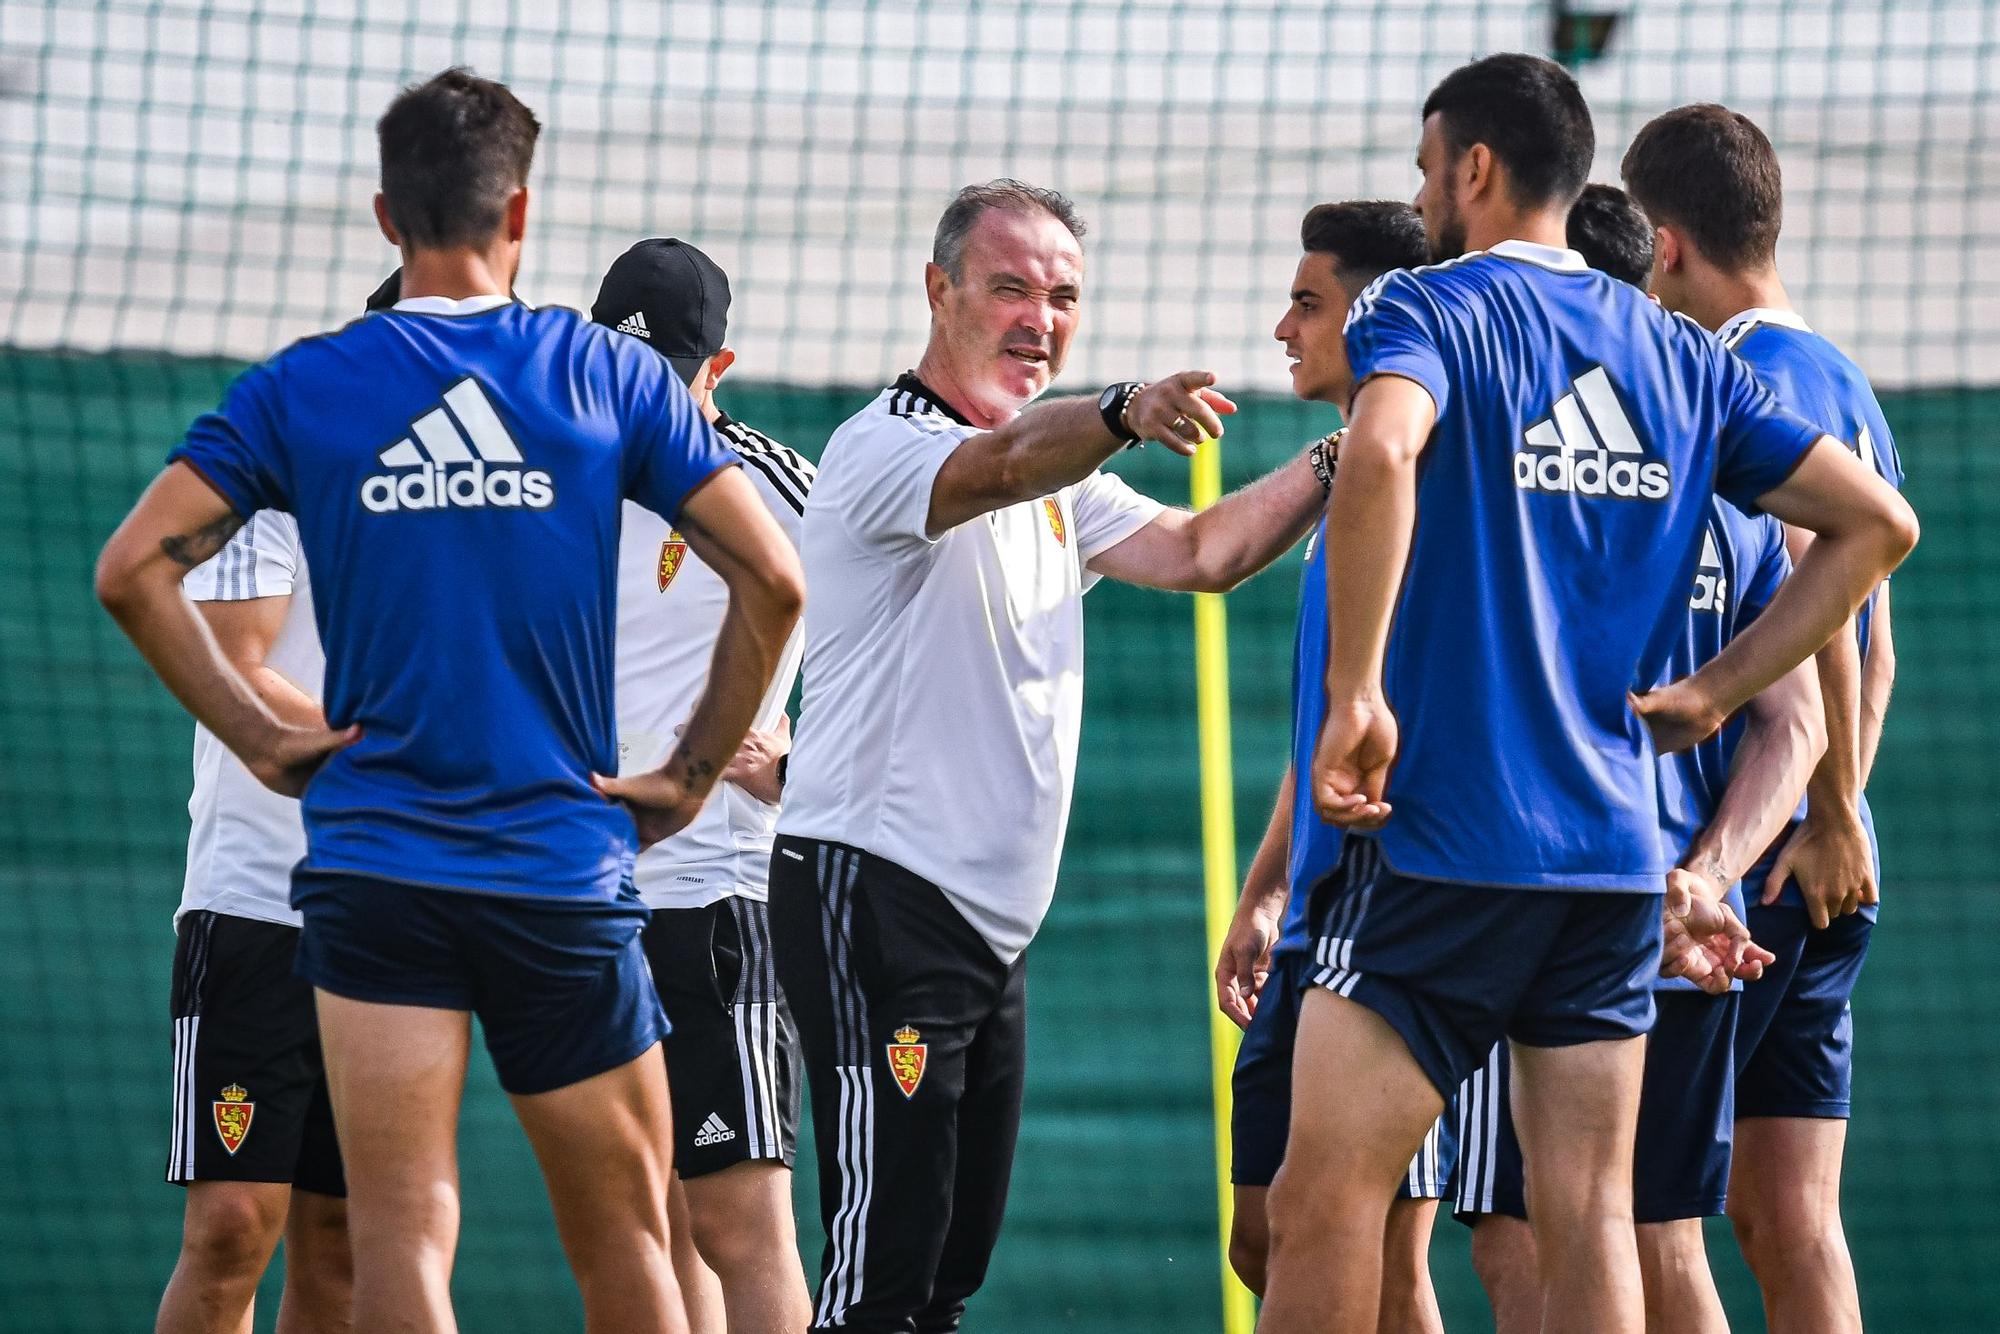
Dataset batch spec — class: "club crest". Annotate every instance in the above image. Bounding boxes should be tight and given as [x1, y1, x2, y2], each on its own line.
[657, 531, 688, 592]
[887, 1026, 927, 1098]
[1043, 498, 1066, 547]
[212, 1084, 254, 1156]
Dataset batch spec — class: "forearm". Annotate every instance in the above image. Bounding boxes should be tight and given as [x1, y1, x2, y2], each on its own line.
[664, 587, 801, 801]
[1858, 589, 1895, 786]
[1803, 620, 1863, 817]
[1323, 437, 1419, 697]
[1184, 451, 1325, 591]
[982, 396, 1128, 505]
[102, 579, 283, 758]
[240, 666, 325, 729]
[1684, 661, 1826, 885]
[1236, 767, 1295, 916]
[1683, 525, 1904, 727]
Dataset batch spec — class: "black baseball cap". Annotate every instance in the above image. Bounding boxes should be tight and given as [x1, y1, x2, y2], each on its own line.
[591, 238, 731, 384]
[365, 267, 402, 312]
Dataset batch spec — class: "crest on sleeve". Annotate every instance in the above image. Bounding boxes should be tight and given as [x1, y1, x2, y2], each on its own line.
[1043, 498, 1067, 547]
[657, 531, 688, 592]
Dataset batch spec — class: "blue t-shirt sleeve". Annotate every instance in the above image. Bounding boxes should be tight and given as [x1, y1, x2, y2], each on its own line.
[620, 353, 740, 521]
[1343, 270, 1449, 418]
[1712, 341, 1824, 511]
[166, 362, 290, 517]
[1735, 518, 1793, 627]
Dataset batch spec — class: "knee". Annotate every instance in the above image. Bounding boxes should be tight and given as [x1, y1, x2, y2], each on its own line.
[180, 1187, 287, 1283]
[286, 1197, 355, 1299]
[1729, 1193, 1841, 1274]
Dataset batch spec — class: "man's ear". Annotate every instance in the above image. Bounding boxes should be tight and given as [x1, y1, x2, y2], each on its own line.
[505, 186, 530, 242]
[373, 193, 401, 247]
[705, 348, 736, 393]
[924, 261, 952, 314]
[1655, 225, 1682, 273]
[1461, 143, 1496, 205]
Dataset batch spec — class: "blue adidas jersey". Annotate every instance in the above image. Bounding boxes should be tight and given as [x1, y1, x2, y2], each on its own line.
[1724, 309, 1903, 919]
[1278, 515, 1340, 958]
[1342, 240, 1824, 890]
[1653, 500, 1791, 991]
[169, 299, 736, 902]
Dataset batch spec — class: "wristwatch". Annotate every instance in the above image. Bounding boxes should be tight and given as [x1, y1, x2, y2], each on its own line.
[1098, 381, 1145, 445]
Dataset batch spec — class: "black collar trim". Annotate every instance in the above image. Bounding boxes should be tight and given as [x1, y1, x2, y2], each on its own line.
[889, 371, 974, 426]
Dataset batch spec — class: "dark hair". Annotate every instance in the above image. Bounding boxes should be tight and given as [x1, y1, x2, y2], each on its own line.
[377, 68, 541, 249]
[1621, 103, 1782, 271]
[1421, 53, 1594, 210]
[1566, 184, 1654, 288]
[1300, 201, 1429, 292]
[932, 180, 1085, 281]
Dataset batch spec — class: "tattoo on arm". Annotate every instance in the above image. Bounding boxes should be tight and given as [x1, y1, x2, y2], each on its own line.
[159, 512, 245, 569]
[1694, 849, 1731, 892]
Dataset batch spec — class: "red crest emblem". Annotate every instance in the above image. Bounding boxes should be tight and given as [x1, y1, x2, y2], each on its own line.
[657, 531, 688, 592]
[212, 1084, 254, 1156]
[887, 1026, 927, 1098]
[1043, 498, 1066, 546]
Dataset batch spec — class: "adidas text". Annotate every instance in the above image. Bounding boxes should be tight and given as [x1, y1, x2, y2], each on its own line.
[1513, 366, 1671, 502]
[360, 377, 555, 513]
[693, 1113, 736, 1147]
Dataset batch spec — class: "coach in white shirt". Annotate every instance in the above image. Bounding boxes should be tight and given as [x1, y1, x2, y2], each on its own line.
[771, 179, 1340, 1334]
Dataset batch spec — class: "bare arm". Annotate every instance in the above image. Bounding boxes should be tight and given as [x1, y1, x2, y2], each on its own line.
[195, 595, 325, 729]
[1859, 582, 1895, 787]
[1682, 655, 1827, 890]
[925, 372, 1235, 535]
[1216, 765, 1295, 1028]
[1309, 375, 1436, 828]
[596, 466, 805, 847]
[95, 463, 357, 794]
[1086, 445, 1327, 594]
[1634, 438, 1916, 750]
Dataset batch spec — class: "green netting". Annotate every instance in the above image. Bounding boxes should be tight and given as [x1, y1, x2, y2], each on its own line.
[3, 2, 1997, 1330]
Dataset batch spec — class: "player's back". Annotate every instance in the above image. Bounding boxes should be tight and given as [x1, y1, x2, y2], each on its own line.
[172, 298, 731, 901]
[1346, 241, 1820, 889]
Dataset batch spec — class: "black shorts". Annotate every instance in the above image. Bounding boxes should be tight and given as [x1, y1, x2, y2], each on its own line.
[166, 911, 344, 1196]
[643, 898, 801, 1179]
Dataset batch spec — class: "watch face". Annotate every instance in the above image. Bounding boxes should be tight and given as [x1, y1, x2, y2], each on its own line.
[1099, 383, 1123, 410]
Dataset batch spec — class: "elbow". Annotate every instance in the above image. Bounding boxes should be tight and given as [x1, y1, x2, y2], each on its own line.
[1190, 552, 1251, 595]
[93, 543, 144, 620]
[759, 553, 807, 630]
[1876, 494, 1920, 571]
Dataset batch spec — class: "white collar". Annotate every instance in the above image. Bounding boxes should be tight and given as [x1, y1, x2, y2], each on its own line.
[390, 293, 513, 316]
[1717, 306, 1813, 341]
[1486, 238, 1589, 272]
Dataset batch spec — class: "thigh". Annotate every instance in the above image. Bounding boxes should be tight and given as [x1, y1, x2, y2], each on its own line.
[1634, 991, 1737, 1223]
[1509, 1032, 1647, 1214]
[511, 1042, 675, 1246]
[1230, 951, 1306, 1189]
[168, 912, 325, 1189]
[470, 892, 669, 1097]
[1738, 911, 1871, 1120]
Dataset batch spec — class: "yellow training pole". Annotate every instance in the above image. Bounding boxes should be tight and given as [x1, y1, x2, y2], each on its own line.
[1191, 432, 1257, 1334]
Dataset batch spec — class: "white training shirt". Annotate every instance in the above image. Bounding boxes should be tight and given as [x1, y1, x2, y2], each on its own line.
[777, 374, 1165, 963]
[617, 414, 814, 909]
[179, 512, 322, 927]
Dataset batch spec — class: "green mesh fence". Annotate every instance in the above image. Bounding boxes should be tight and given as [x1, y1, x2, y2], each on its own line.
[3, 2, 1997, 1330]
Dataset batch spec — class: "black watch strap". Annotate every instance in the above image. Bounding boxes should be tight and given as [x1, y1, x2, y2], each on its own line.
[1099, 381, 1145, 444]
[776, 753, 789, 791]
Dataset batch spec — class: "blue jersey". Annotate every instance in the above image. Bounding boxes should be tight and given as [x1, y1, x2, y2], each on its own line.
[1654, 500, 1791, 990]
[169, 298, 736, 902]
[1342, 240, 1823, 890]
[1723, 309, 1903, 918]
[1279, 516, 1340, 957]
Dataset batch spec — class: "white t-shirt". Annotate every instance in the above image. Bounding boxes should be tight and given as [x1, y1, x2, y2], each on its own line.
[179, 512, 323, 927]
[777, 375, 1165, 962]
[617, 415, 813, 909]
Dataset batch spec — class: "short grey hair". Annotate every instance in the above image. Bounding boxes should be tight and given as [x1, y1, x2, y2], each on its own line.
[931, 179, 1086, 282]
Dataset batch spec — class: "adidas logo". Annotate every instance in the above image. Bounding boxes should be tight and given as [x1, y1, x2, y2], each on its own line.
[360, 377, 555, 513]
[1513, 366, 1671, 501]
[693, 1113, 735, 1147]
[616, 311, 651, 339]
[1689, 525, 1728, 613]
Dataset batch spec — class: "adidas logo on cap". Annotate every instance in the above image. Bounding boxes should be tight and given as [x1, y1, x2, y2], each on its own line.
[693, 1113, 736, 1147]
[616, 311, 651, 339]
[359, 377, 555, 513]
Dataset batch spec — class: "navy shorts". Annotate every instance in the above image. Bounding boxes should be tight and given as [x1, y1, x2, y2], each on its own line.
[1735, 901, 1872, 1119]
[1308, 839, 1661, 1099]
[293, 871, 669, 1096]
[1230, 947, 1456, 1196]
[1451, 990, 1738, 1224]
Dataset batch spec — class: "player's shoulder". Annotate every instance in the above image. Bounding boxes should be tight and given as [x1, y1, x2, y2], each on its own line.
[828, 374, 976, 454]
[715, 414, 814, 515]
